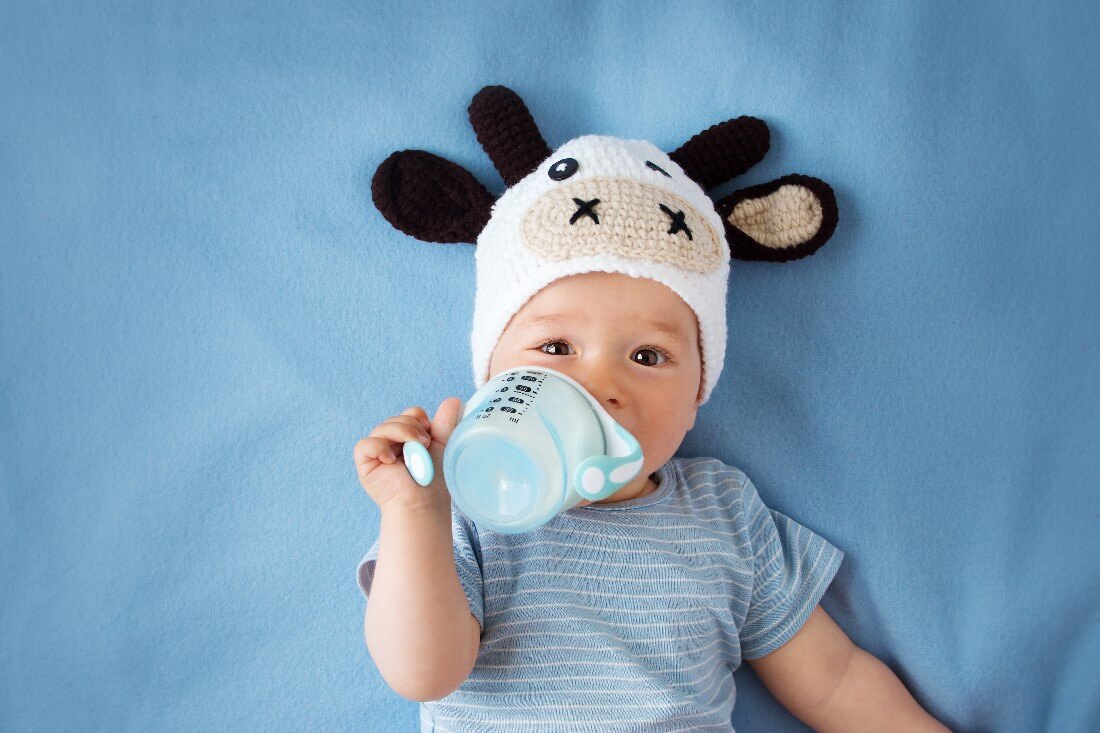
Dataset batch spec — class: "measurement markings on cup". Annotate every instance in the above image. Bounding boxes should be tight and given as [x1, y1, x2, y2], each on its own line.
[478, 370, 544, 423]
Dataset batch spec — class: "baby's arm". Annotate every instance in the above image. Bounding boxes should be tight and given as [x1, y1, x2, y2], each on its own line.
[747, 605, 949, 732]
[364, 503, 481, 702]
[356, 400, 481, 702]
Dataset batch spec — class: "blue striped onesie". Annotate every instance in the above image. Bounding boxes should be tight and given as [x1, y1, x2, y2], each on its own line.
[357, 455, 844, 732]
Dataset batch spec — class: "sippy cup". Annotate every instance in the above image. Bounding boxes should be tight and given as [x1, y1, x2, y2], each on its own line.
[399, 366, 644, 534]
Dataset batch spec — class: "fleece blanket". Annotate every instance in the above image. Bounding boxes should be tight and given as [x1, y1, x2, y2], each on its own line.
[2, 1, 1097, 730]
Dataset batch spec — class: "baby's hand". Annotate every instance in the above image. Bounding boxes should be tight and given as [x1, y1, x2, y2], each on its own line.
[354, 397, 463, 514]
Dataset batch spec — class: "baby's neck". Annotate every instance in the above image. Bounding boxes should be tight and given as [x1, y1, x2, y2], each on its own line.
[591, 473, 657, 504]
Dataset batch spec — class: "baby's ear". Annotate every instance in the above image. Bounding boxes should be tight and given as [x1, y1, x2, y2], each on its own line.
[371, 149, 496, 244]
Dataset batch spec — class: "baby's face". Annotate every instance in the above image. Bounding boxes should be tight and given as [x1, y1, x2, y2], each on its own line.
[488, 271, 703, 504]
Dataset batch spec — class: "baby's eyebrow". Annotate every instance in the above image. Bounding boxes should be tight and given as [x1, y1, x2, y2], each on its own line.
[521, 312, 689, 349]
[641, 319, 689, 349]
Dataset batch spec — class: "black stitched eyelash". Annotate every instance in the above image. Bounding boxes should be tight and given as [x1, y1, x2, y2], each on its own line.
[645, 160, 671, 177]
[532, 337, 675, 365]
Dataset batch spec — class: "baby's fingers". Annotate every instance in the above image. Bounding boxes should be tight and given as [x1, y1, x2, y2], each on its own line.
[354, 437, 396, 475]
[356, 436, 393, 466]
[356, 418, 430, 465]
[376, 414, 433, 449]
[399, 406, 432, 430]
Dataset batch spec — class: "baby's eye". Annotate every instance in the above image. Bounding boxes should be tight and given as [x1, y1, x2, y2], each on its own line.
[533, 339, 672, 367]
[632, 347, 671, 367]
[535, 339, 575, 357]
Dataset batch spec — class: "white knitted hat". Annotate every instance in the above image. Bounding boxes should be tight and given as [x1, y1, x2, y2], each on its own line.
[470, 134, 729, 405]
[370, 85, 840, 408]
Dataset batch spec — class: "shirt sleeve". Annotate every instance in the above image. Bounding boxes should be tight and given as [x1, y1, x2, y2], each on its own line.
[738, 475, 845, 660]
[355, 502, 486, 630]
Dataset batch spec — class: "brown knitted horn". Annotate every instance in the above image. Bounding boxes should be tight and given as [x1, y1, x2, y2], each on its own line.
[668, 116, 771, 192]
[468, 85, 552, 187]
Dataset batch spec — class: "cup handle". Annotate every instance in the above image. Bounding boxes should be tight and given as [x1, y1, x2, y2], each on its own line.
[401, 440, 434, 487]
[573, 421, 644, 501]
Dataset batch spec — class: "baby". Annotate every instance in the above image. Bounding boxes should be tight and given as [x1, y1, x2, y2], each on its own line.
[354, 85, 948, 731]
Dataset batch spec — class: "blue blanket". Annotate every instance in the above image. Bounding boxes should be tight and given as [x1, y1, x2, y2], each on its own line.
[2, 1, 1097, 731]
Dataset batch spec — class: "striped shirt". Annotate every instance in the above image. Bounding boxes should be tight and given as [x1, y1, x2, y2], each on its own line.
[357, 455, 844, 732]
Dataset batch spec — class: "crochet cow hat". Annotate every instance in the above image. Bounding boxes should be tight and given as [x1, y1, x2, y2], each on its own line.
[370, 85, 839, 406]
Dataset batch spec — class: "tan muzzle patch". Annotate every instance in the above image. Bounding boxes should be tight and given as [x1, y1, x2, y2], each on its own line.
[521, 177, 723, 274]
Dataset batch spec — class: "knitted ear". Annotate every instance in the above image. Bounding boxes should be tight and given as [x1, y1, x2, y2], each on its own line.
[468, 85, 552, 187]
[667, 116, 770, 191]
[715, 174, 839, 262]
[371, 149, 495, 244]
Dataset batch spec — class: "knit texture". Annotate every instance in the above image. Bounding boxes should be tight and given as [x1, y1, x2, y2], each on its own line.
[468, 85, 552, 187]
[357, 456, 844, 732]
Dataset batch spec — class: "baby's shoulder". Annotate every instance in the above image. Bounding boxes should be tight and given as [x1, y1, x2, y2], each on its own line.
[670, 455, 751, 499]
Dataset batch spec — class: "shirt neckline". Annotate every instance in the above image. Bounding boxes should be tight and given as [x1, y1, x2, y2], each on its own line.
[574, 458, 677, 511]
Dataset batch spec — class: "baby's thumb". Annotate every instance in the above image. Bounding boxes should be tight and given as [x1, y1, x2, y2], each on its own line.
[429, 396, 464, 446]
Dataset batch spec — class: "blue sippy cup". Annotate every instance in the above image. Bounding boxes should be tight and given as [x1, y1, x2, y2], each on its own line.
[403, 366, 644, 534]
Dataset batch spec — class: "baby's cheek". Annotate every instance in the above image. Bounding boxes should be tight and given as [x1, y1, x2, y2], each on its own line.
[641, 423, 689, 460]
